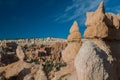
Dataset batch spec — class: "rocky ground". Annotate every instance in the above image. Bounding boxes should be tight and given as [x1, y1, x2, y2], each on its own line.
[0, 40, 67, 80]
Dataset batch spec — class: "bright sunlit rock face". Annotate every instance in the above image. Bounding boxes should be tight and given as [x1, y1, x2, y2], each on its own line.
[84, 1, 120, 40]
[68, 21, 82, 42]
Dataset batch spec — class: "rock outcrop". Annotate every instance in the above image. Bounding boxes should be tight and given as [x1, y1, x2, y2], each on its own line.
[53, 21, 82, 80]
[2, 61, 31, 79]
[62, 42, 81, 63]
[0, 46, 31, 79]
[67, 21, 82, 42]
[84, 1, 108, 39]
[62, 21, 82, 63]
[53, 61, 77, 80]
[83, 1, 120, 80]
[34, 66, 47, 80]
[74, 41, 116, 80]
[84, 1, 120, 40]
[19, 65, 47, 80]
[16, 46, 25, 61]
[0, 46, 47, 80]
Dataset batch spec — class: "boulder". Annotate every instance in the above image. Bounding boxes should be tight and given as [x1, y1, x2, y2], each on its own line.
[16, 46, 25, 60]
[74, 41, 117, 80]
[2, 61, 31, 79]
[0, 46, 31, 79]
[16, 64, 47, 80]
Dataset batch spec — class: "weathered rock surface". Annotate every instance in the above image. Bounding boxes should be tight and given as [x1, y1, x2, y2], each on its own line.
[69, 21, 79, 33]
[53, 21, 82, 80]
[92, 39, 113, 62]
[68, 32, 81, 42]
[34, 66, 47, 80]
[0, 46, 47, 80]
[62, 42, 81, 63]
[74, 41, 116, 80]
[53, 61, 77, 80]
[20, 65, 47, 80]
[84, 1, 120, 40]
[16, 46, 25, 60]
[2, 61, 31, 79]
[83, 1, 120, 79]
[67, 21, 82, 42]
[84, 1, 108, 39]
[0, 46, 31, 79]
[62, 21, 82, 63]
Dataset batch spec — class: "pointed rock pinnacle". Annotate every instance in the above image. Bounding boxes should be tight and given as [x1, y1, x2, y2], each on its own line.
[96, 1, 105, 13]
[70, 21, 79, 33]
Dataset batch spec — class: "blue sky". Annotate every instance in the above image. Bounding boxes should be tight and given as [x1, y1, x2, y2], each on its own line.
[0, 0, 120, 39]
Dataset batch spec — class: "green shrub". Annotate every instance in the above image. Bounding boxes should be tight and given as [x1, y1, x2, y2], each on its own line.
[55, 62, 67, 71]
[43, 60, 54, 73]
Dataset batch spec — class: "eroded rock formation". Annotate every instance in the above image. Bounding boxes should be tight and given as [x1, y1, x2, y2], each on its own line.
[0, 46, 31, 79]
[67, 21, 82, 42]
[84, 1, 108, 39]
[16, 46, 25, 61]
[74, 41, 116, 80]
[62, 21, 82, 63]
[53, 21, 82, 80]
[1, 1, 120, 80]
[82, 1, 120, 80]
[84, 1, 120, 40]
[0, 46, 47, 80]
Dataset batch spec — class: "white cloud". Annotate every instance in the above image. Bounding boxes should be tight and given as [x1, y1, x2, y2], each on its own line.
[55, 0, 109, 25]
[114, 6, 120, 13]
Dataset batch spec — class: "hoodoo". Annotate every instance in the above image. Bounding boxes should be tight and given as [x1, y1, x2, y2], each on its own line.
[62, 21, 82, 63]
[67, 21, 82, 42]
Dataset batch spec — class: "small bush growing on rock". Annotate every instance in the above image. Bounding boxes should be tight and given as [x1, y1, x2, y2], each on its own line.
[55, 62, 67, 71]
[43, 60, 54, 73]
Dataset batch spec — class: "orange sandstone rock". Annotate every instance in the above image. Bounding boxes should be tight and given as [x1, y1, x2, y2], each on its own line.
[67, 21, 82, 42]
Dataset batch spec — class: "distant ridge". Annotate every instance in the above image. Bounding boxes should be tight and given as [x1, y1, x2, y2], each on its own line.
[0, 37, 66, 40]
[0, 37, 67, 46]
